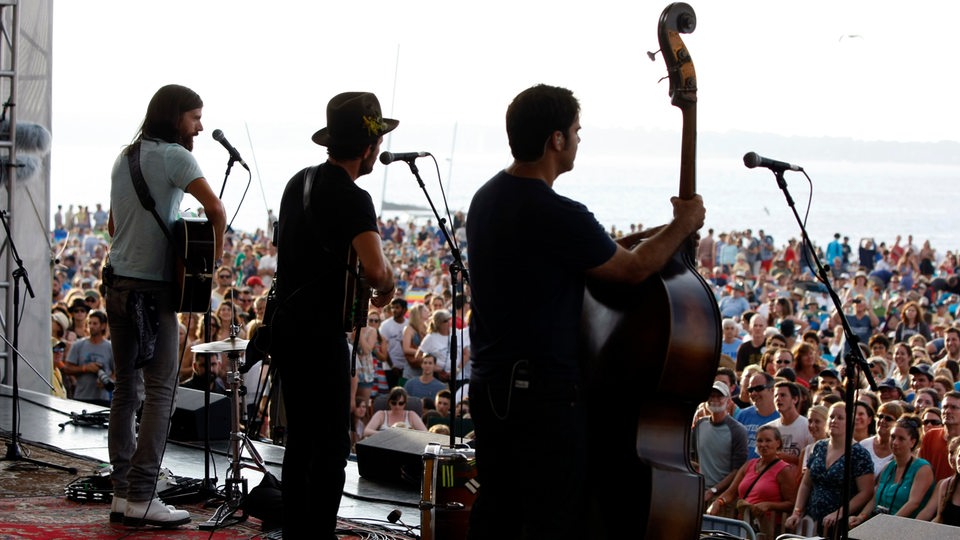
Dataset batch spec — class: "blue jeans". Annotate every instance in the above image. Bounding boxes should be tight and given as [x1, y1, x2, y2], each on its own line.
[106, 276, 179, 503]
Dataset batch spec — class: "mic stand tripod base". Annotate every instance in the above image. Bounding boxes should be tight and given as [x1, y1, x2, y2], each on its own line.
[2, 440, 78, 474]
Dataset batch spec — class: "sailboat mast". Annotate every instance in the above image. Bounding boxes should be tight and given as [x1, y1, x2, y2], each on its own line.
[378, 44, 401, 217]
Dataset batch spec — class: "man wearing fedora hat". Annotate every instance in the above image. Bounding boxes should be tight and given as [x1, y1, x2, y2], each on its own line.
[272, 91, 396, 537]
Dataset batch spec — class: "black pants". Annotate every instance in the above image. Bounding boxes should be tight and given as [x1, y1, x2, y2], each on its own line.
[467, 376, 587, 540]
[275, 335, 350, 539]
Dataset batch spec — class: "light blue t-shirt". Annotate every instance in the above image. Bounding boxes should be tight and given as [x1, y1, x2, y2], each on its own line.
[735, 406, 781, 460]
[109, 138, 204, 281]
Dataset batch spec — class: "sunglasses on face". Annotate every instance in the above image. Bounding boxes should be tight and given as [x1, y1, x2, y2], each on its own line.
[876, 414, 897, 423]
[368, 318, 381, 323]
[923, 418, 942, 426]
[389, 400, 406, 406]
[218, 274, 232, 279]
[747, 383, 772, 394]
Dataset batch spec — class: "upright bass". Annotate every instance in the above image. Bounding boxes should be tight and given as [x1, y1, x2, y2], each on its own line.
[583, 4, 721, 539]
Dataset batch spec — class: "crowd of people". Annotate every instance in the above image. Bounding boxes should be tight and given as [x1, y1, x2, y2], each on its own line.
[695, 228, 960, 535]
[50, 198, 960, 536]
[46, 84, 960, 537]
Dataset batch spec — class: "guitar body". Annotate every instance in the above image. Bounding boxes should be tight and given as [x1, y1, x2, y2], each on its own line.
[583, 4, 721, 539]
[173, 216, 215, 313]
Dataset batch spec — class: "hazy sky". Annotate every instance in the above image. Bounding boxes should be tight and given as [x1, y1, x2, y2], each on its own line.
[50, 1, 960, 232]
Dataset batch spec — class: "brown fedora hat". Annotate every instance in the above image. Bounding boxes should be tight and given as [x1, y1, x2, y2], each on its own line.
[312, 91, 398, 146]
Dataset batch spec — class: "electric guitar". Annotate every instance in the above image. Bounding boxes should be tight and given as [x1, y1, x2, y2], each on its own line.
[173, 216, 216, 313]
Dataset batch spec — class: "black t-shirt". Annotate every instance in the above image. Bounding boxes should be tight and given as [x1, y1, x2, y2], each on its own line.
[274, 162, 378, 335]
[466, 171, 616, 383]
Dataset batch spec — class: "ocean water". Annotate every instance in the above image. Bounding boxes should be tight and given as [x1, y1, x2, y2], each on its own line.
[53, 151, 960, 257]
[373, 153, 960, 256]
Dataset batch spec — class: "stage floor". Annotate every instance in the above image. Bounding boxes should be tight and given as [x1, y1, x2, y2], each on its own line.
[0, 384, 424, 535]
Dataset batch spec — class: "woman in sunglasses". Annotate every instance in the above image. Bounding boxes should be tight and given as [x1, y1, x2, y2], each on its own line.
[363, 387, 426, 437]
[921, 407, 944, 437]
[859, 401, 904, 477]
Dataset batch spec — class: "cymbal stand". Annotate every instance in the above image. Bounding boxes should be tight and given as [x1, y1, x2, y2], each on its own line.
[199, 348, 268, 530]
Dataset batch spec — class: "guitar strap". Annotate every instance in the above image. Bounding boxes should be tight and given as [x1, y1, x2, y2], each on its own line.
[301, 164, 365, 376]
[742, 458, 780, 500]
[126, 144, 184, 264]
[301, 165, 362, 281]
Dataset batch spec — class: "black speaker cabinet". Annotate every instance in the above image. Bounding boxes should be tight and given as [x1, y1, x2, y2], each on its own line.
[170, 386, 230, 442]
[355, 428, 453, 485]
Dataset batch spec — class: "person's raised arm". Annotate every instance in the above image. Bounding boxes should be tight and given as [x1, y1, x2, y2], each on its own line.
[353, 230, 394, 308]
[185, 177, 226, 262]
[587, 195, 704, 285]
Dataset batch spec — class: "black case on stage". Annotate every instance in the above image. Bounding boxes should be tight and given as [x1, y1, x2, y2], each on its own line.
[355, 428, 453, 485]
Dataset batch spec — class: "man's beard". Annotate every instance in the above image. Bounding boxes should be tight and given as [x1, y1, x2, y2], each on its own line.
[180, 135, 195, 151]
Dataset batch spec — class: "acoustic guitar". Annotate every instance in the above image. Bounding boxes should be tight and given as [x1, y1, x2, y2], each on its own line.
[173, 216, 216, 313]
[582, 4, 721, 539]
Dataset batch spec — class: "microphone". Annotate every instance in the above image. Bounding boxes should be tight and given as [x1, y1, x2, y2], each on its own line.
[211, 129, 249, 170]
[0, 121, 52, 154]
[743, 152, 803, 172]
[379, 151, 429, 165]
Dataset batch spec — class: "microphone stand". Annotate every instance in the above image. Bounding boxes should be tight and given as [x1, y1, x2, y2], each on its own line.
[399, 158, 469, 448]
[768, 168, 876, 540]
[0, 211, 75, 473]
[219, 157, 237, 199]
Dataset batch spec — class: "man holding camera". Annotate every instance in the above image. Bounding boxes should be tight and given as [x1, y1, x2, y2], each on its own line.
[63, 309, 114, 406]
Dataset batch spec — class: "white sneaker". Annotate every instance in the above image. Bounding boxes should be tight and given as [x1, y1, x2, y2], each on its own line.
[110, 496, 126, 523]
[122, 498, 190, 528]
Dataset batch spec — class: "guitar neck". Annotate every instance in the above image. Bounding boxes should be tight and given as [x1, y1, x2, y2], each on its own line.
[343, 247, 369, 331]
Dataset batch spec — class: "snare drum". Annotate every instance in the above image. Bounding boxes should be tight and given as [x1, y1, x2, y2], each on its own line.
[420, 443, 477, 540]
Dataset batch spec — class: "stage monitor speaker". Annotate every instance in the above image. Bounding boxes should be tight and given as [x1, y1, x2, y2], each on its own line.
[356, 428, 453, 485]
[848, 513, 958, 539]
[170, 387, 230, 442]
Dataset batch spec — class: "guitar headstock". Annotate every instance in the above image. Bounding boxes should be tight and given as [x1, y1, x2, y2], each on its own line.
[657, 2, 698, 110]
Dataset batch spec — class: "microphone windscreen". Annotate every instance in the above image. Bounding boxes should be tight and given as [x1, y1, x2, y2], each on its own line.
[379, 152, 391, 165]
[0, 121, 52, 154]
[742, 152, 760, 168]
[0, 155, 40, 182]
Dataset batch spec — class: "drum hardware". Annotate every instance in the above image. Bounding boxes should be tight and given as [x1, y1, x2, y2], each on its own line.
[195, 335, 269, 530]
[191, 336, 249, 354]
[386, 508, 419, 536]
[420, 442, 477, 540]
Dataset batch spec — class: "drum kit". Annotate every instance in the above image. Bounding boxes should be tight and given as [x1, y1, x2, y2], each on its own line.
[190, 334, 270, 530]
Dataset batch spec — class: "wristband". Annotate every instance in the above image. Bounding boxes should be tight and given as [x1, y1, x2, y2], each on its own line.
[792, 508, 803, 516]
